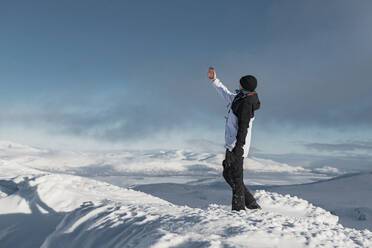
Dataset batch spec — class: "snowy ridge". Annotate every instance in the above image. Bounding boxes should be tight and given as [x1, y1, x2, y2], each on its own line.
[0, 173, 371, 247]
[132, 172, 372, 232]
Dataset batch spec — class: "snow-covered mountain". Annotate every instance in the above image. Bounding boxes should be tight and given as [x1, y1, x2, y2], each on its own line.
[0, 141, 371, 247]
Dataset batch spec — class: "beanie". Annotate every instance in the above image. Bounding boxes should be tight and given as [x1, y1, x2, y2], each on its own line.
[240, 75, 257, 91]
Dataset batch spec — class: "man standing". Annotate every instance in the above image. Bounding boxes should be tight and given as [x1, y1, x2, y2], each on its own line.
[207, 67, 261, 211]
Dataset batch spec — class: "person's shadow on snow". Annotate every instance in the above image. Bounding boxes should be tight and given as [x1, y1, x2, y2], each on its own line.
[16, 176, 57, 215]
[0, 176, 63, 247]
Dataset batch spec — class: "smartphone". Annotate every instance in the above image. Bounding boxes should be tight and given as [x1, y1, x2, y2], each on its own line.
[208, 67, 215, 79]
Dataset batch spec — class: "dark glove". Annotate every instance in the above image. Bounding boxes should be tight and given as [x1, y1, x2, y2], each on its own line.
[232, 144, 244, 159]
[222, 158, 231, 169]
[223, 149, 235, 169]
[224, 146, 242, 168]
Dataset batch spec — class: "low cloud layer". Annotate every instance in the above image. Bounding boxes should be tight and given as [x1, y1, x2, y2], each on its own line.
[304, 141, 372, 153]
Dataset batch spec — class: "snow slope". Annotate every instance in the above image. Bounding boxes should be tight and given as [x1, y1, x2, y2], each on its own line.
[1, 173, 371, 248]
[133, 173, 372, 232]
[265, 172, 372, 231]
[0, 141, 371, 247]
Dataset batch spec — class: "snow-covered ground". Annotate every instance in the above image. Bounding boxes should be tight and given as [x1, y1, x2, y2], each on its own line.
[0, 141, 371, 247]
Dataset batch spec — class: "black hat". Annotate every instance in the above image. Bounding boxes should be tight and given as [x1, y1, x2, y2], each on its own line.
[240, 75, 257, 91]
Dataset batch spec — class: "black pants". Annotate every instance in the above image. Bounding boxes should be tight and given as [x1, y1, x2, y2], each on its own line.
[222, 149, 256, 211]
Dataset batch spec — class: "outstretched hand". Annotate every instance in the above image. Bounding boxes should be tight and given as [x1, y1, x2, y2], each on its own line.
[208, 67, 216, 81]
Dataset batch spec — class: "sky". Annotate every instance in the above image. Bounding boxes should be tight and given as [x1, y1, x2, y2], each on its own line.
[1, 0, 372, 170]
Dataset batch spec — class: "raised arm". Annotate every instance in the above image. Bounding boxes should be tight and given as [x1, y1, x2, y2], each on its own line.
[208, 67, 235, 104]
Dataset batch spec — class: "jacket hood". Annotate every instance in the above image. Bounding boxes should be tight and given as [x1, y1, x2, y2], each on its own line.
[251, 93, 260, 111]
[231, 92, 261, 116]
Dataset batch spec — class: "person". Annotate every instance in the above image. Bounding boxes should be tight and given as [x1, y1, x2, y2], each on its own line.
[207, 67, 261, 211]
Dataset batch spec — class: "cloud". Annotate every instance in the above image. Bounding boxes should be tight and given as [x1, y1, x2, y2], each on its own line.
[184, 139, 223, 153]
[0, 98, 218, 145]
[304, 141, 372, 153]
[254, 151, 372, 172]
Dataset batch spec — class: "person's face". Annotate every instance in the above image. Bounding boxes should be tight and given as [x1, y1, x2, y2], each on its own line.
[238, 83, 243, 90]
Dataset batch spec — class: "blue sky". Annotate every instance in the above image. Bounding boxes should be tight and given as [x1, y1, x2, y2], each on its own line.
[1, 0, 372, 169]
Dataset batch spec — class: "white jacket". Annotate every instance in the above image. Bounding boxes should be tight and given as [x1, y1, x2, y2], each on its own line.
[211, 78, 254, 157]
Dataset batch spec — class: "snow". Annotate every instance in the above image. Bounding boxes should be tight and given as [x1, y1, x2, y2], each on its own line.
[0, 141, 371, 247]
[264, 172, 372, 231]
